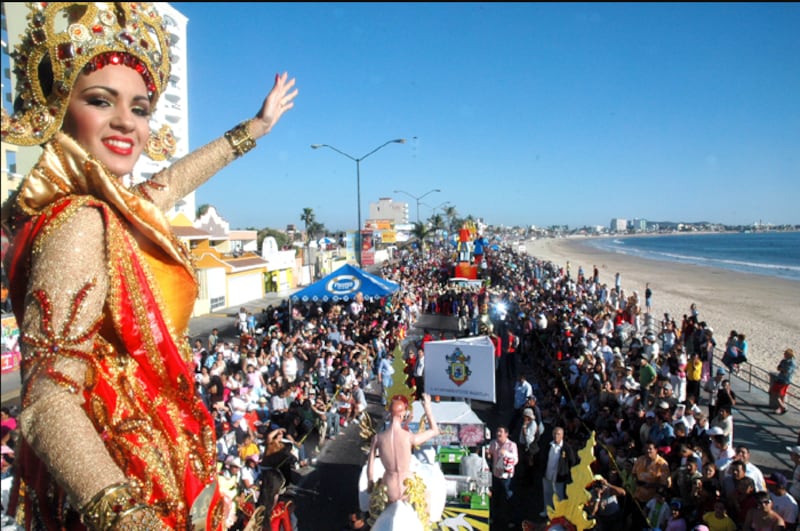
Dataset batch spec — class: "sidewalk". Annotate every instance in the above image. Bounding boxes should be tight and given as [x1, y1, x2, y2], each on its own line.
[706, 368, 798, 477]
[186, 288, 299, 345]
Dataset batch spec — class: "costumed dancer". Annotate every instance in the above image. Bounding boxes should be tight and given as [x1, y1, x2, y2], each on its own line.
[1, 2, 297, 528]
[365, 393, 442, 531]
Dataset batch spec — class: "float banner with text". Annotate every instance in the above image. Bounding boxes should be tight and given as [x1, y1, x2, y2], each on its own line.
[424, 336, 495, 403]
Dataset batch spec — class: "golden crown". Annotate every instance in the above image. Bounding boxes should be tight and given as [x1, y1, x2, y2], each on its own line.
[1, 2, 171, 146]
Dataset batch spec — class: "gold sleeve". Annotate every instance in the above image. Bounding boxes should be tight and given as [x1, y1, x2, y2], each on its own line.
[141, 124, 252, 212]
[18, 206, 127, 509]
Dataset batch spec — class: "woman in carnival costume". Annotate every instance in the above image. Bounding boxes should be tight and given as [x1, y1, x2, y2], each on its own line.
[1, 2, 297, 529]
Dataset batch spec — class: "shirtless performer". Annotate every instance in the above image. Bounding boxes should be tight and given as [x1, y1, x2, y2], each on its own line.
[367, 393, 440, 504]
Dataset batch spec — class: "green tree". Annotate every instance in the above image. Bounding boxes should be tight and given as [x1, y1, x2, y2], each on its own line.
[410, 221, 434, 252]
[443, 205, 459, 233]
[428, 213, 445, 234]
[196, 204, 211, 218]
[307, 221, 326, 241]
[257, 228, 289, 251]
[300, 208, 316, 244]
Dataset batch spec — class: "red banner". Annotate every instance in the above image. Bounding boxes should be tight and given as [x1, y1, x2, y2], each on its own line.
[1, 313, 21, 374]
[360, 230, 375, 266]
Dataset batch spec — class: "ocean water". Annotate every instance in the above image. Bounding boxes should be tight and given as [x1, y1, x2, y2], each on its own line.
[582, 231, 800, 282]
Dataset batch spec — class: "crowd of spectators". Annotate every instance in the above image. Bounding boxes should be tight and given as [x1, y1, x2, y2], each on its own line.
[416, 243, 799, 531]
[1, 242, 798, 530]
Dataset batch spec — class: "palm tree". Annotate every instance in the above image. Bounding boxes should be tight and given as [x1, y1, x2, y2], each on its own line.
[443, 205, 459, 233]
[410, 221, 434, 253]
[300, 208, 315, 244]
[307, 221, 326, 241]
[428, 213, 445, 238]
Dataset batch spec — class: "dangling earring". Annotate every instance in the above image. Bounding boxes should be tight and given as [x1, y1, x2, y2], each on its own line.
[144, 124, 176, 161]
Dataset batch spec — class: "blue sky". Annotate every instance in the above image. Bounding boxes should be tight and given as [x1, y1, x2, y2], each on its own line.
[178, 2, 800, 231]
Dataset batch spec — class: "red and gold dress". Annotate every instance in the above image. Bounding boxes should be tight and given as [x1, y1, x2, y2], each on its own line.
[4, 133, 239, 529]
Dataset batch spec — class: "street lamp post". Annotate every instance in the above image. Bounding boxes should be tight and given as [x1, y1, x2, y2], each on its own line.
[421, 200, 452, 218]
[393, 188, 441, 224]
[311, 138, 406, 267]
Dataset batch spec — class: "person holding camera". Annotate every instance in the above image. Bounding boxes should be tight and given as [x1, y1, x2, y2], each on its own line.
[586, 474, 627, 531]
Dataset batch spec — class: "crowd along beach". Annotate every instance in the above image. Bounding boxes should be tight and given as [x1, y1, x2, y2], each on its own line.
[524, 233, 800, 375]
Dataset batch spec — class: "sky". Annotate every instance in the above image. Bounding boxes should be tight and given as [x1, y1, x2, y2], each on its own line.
[177, 2, 800, 232]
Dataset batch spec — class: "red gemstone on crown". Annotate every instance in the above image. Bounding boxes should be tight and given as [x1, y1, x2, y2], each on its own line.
[56, 42, 74, 60]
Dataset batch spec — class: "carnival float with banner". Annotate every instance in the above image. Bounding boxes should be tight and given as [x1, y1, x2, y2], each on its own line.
[358, 339, 602, 531]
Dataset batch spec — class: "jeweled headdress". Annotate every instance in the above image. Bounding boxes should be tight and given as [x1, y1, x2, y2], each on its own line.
[1, 2, 171, 146]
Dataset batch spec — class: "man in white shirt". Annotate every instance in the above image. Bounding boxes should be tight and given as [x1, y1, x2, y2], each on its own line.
[734, 446, 767, 493]
[598, 335, 615, 368]
[349, 292, 364, 317]
[709, 429, 736, 470]
[768, 472, 798, 530]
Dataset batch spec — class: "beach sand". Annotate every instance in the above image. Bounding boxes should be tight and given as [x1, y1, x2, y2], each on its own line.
[524, 236, 800, 374]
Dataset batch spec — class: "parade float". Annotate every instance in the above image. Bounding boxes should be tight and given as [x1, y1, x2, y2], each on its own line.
[453, 220, 482, 280]
[360, 336, 603, 531]
[359, 338, 495, 530]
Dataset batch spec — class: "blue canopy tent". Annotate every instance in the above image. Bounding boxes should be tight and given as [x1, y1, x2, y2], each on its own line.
[289, 263, 400, 303]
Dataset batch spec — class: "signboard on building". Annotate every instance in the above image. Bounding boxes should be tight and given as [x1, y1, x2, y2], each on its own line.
[360, 230, 375, 266]
[381, 230, 397, 243]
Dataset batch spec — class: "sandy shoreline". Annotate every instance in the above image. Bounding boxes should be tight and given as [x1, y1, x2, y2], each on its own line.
[524, 236, 799, 373]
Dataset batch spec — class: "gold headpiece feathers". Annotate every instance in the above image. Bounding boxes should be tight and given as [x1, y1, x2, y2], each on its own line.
[1, 2, 171, 146]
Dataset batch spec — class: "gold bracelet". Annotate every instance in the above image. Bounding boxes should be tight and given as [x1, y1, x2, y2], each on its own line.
[116, 505, 166, 530]
[224, 120, 256, 158]
[81, 482, 140, 530]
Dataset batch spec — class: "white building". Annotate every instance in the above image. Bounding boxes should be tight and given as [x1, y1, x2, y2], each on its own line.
[368, 197, 409, 225]
[610, 218, 628, 233]
[135, 3, 194, 221]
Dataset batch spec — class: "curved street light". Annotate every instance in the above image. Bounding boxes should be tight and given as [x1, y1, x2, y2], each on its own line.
[311, 138, 406, 267]
[421, 200, 452, 216]
[393, 188, 441, 223]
